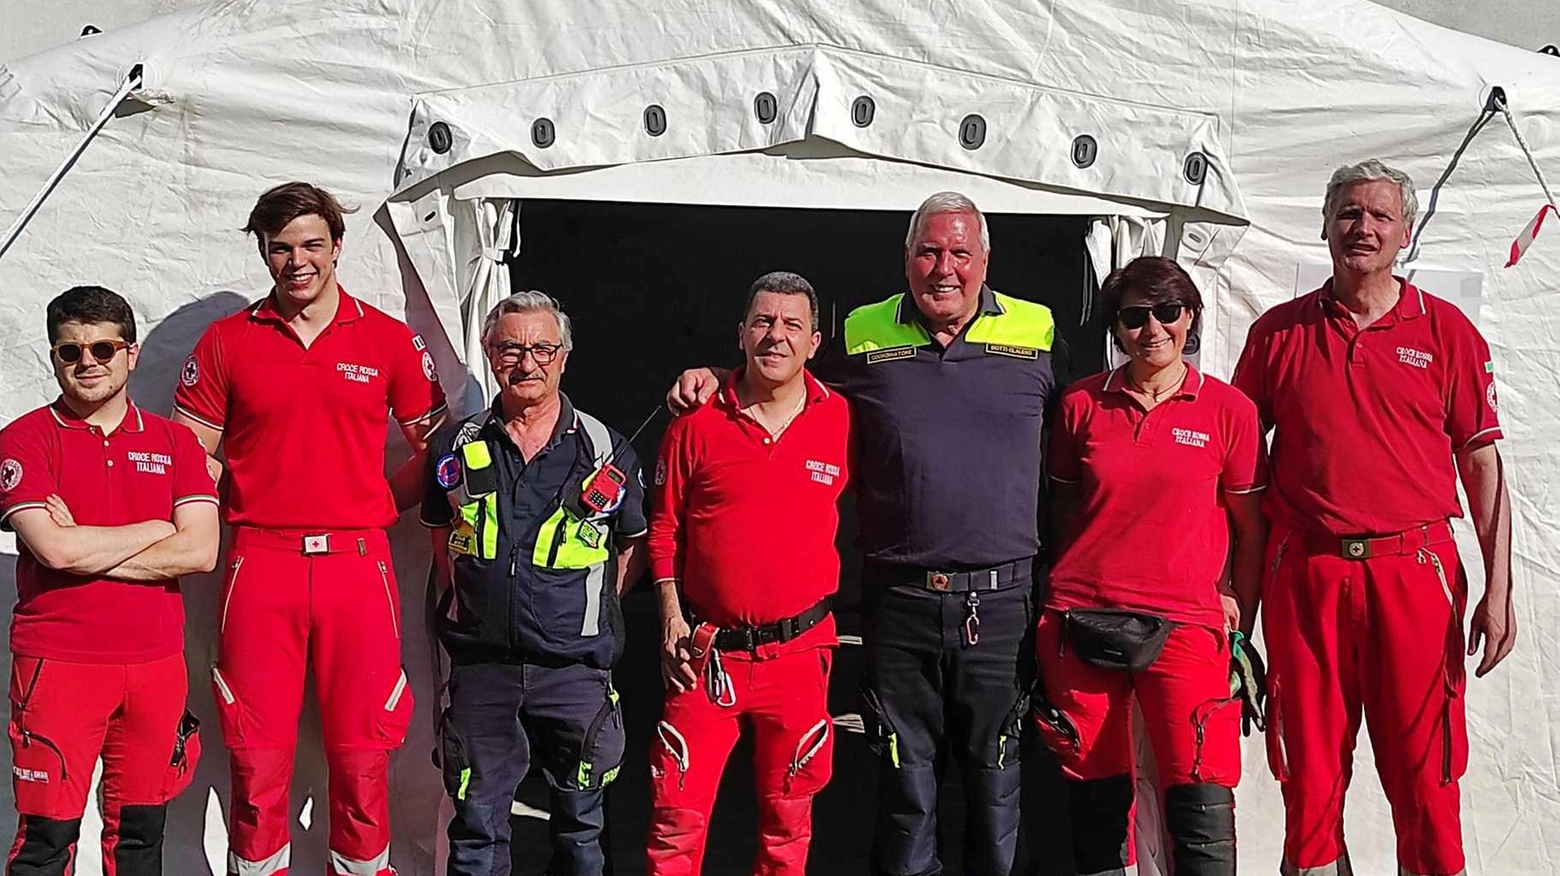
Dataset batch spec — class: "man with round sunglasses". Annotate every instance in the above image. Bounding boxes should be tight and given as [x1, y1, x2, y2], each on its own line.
[1036, 257, 1267, 876]
[422, 291, 646, 876]
[173, 182, 447, 876]
[668, 192, 1065, 876]
[1232, 159, 1515, 876]
[0, 285, 219, 875]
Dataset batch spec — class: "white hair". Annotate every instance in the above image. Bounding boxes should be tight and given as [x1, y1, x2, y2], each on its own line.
[905, 191, 991, 252]
[481, 290, 573, 350]
[1323, 159, 1419, 231]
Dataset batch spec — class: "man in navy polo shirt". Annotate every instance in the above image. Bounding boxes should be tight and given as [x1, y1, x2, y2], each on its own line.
[670, 192, 1065, 876]
[423, 291, 648, 876]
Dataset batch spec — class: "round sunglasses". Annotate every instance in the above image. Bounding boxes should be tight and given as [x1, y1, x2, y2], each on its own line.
[51, 339, 129, 365]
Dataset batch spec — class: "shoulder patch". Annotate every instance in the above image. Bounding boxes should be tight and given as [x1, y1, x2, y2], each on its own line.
[1487, 382, 1498, 413]
[412, 334, 427, 351]
[654, 458, 667, 486]
[435, 453, 462, 489]
[865, 346, 917, 365]
[181, 355, 200, 387]
[984, 343, 1039, 360]
[421, 351, 438, 382]
[453, 419, 484, 447]
[0, 459, 20, 492]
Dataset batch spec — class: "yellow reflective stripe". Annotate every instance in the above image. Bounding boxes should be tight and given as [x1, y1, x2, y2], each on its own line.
[844, 295, 932, 353]
[532, 507, 609, 570]
[480, 495, 498, 559]
[964, 293, 1055, 351]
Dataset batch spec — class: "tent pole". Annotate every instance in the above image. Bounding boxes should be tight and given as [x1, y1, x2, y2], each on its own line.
[0, 69, 142, 262]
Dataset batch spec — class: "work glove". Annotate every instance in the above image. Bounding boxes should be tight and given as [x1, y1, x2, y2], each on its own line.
[1228, 631, 1268, 736]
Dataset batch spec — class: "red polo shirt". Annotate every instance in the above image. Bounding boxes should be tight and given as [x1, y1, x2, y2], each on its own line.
[1232, 280, 1502, 537]
[173, 287, 446, 530]
[0, 402, 218, 662]
[648, 370, 850, 646]
[1047, 365, 1267, 628]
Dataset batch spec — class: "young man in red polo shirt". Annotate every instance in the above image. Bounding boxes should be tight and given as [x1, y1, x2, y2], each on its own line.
[1, 285, 219, 875]
[645, 271, 850, 876]
[173, 183, 447, 876]
[1233, 159, 1515, 876]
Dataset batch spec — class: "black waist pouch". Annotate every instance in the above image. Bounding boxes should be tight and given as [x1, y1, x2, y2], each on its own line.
[1063, 609, 1173, 673]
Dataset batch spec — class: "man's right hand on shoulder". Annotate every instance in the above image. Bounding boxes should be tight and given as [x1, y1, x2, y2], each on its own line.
[667, 367, 725, 414]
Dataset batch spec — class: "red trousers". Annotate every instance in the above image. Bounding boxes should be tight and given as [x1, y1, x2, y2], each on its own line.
[1034, 613, 1240, 870]
[646, 646, 835, 876]
[213, 528, 413, 876]
[1262, 522, 1468, 876]
[7, 652, 199, 876]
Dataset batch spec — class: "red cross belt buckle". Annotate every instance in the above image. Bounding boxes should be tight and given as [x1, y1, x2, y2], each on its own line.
[303, 534, 331, 555]
[1341, 538, 1370, 560]
[927, 572, 951, 591]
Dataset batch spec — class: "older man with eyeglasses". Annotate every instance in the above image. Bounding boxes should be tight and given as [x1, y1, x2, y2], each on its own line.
[422, 290, 649, 876]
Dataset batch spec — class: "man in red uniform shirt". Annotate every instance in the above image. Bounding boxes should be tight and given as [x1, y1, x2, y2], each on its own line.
[1233, 159, 1516, 876]
[646, 272, 850, 876]
[173, 183, 447, 876]
[1, 285, 219, 875]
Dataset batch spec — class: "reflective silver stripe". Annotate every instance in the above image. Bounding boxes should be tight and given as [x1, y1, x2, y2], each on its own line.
[220, 557, 246, 634]
[384, 670, 408, 711]
[329, 847, 389, 876]
[574, 410, 612, 468]
[582, 561, 605, 636]
[229, 844, 291, 876]
[1282, 855, 1354, 876]
[212, 666, 235, 706]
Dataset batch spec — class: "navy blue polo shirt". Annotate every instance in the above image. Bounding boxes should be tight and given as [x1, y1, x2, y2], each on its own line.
[818, 286, 1063, 570]
[422, 393, 647, 667]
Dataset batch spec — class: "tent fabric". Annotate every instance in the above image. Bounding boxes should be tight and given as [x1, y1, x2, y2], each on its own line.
[1, 1, 1559, 873]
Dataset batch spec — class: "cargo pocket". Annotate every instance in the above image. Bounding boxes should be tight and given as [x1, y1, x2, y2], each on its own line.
[783, 718, 833, 797]
[9, 659, 70, 817]
[652, 720, 692, 800]
[1030, 693, 1082, 765]
[435, 708, 473, 802]
[1264, 676, 1289, 781]
[996, 692, 1029, 770]
[210, 665, 247, 749]
[375, 668, 414, 748]
[858, 685, 901, 769]
[158, 710, 202, 803]
[574, 687, 625, 791]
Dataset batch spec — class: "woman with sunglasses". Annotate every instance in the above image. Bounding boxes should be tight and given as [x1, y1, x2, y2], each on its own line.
[1033, 256, 1268, 876]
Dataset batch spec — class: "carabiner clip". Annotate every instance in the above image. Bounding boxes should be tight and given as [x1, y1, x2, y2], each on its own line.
[962, 592, 981, 648]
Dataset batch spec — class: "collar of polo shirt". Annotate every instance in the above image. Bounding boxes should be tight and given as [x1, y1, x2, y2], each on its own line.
[49, 399, 146, 433]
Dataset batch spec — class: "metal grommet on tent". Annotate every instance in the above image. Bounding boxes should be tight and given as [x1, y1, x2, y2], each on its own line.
[754, 92, 778, 125]
[851, 96, 875, 128]
[644, 104, 667, 137]
[532, 118, 555, 148]
[1184, 151, 1208, 184]
[79, 24, 101, 37]
[1071, 134, 1097, 168]
[427, 122, 453, 154]
[958, 114, 986, 150]
[1541, 44, 1559, 57]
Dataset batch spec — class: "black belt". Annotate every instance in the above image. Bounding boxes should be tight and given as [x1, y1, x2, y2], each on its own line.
[699, 596, 834, 652]
[870, 557, 1034, 593]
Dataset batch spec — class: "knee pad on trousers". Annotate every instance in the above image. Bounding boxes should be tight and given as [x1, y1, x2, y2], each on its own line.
[1164, 783, 1236, 876]
[112, 804, 169, 876]
[8, 815, 83, 876]
[1067, 774, 1133, 875]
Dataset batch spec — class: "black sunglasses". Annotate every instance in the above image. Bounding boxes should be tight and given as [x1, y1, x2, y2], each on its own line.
[51, 339, 129, 365]
[1116, 303, 1187, 330]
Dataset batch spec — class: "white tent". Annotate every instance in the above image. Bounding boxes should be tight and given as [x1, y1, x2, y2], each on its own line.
[1, 0, 1558, 873]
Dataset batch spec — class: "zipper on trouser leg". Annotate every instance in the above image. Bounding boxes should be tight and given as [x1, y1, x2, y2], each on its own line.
[220, 556, 246, 635]
[376, 560, 398, 640]
[1419, 547, 1459, 785]
[785, 719, 830, 794]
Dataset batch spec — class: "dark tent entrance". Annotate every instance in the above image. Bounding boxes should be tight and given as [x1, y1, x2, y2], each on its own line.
[500, 198, 1092, 875]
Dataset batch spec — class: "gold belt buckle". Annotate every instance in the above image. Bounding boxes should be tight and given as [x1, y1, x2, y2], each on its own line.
[926, 571, 951, 592]
[1341, 538, 1370, 560]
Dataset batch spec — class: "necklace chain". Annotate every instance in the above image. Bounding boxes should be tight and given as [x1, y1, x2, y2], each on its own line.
[1127, 362, 1187, 401]
[742, 392, 807, 439]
